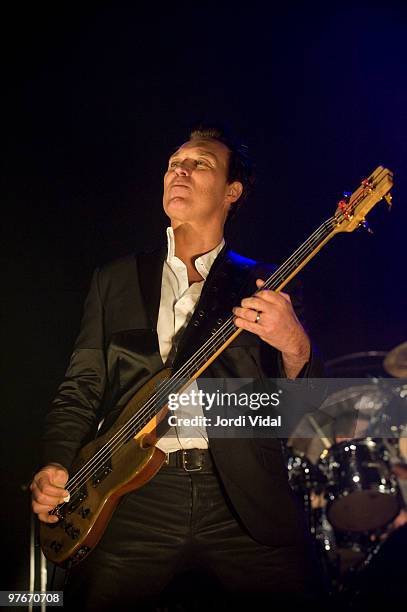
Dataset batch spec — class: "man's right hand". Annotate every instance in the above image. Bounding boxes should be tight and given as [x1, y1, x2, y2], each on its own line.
[30, 463, 70, 523]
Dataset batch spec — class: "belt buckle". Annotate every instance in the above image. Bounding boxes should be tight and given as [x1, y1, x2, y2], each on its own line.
[181, 450, 203, 472]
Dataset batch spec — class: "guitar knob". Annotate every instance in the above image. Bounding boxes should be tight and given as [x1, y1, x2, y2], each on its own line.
[80, 506, 91, 519]
[50, 540, 63, 553]
[384, 193, 392, 210]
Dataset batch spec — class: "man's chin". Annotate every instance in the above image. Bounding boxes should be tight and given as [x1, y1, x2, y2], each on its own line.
[164, 197, 192, 217]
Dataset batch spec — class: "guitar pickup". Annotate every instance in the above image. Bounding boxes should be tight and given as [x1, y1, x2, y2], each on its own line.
[91, 461, 112, 487]
[66, 487, 88, 514]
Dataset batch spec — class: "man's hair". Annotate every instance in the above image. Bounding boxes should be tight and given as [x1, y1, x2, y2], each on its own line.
[188, 123, 255, 222]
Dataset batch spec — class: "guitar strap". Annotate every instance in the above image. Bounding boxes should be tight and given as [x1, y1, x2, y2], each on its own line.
[170, 248, 272, 371]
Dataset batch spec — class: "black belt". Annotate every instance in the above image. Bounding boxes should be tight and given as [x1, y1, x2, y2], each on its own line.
[164, 449, 214, 472]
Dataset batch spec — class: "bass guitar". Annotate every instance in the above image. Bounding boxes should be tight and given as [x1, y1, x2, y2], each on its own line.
[40, 166, 393, 567]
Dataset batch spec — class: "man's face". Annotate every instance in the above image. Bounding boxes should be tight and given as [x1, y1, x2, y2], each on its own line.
[163, 138, 241, 227]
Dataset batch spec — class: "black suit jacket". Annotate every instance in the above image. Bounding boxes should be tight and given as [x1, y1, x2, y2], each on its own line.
[41, 244, 323, 547]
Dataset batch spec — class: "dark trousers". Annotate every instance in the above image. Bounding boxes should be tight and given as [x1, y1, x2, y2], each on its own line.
[64, 460, 325, 611]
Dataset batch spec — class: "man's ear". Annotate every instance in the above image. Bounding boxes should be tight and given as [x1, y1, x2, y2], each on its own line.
[226, 181, 243, 203]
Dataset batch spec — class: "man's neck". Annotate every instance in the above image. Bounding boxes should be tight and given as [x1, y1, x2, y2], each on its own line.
[170, 222, 224, 285]
[171, 223, 224, 269]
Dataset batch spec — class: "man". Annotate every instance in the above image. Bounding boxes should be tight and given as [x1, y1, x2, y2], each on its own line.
[31, 125, 324, 610]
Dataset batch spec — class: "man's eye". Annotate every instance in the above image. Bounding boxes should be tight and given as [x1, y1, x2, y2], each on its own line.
[168, 159, 208, 169]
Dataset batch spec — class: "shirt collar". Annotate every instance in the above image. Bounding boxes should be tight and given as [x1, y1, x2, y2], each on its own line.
[166, 226, 225, 280]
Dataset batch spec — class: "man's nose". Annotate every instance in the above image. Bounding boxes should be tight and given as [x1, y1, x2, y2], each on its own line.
[174, 160, 194, 175]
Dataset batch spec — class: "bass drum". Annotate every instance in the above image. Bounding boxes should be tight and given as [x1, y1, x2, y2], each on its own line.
[319, 438, 401, 532]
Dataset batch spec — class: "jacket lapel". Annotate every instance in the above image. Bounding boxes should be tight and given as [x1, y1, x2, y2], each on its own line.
[136, 244, 167, 331]
[172, 246, 253, 370]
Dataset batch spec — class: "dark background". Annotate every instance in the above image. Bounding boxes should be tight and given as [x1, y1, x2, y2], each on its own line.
[2, 0, 406, 592]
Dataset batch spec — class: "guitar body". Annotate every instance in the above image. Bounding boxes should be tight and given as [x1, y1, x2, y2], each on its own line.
[40, 368, 172, 567]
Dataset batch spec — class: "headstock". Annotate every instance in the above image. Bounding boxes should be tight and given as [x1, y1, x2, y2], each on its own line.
[334, 166, 393, 233]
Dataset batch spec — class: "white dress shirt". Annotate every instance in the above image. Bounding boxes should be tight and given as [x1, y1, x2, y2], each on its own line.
[155, 227, 225, 453]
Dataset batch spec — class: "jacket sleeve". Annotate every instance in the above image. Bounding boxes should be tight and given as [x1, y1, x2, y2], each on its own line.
[40, 268, 107, 472]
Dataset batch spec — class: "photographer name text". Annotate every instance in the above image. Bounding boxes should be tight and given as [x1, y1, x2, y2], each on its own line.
[167, 414, 282, 428]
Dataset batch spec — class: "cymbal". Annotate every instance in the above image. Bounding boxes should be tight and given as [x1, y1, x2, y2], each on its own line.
[287, 385, 385, 462]
[325, 350, 388, 378]
[319, 383, 389, 417]
[383, 341, 407, 377]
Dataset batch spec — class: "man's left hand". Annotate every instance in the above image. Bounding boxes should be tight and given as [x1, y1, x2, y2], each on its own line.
[232, 279, 310, 378]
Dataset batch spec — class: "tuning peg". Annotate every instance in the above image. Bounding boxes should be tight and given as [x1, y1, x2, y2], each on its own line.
[384, 193, 392, 210]
[361, 178, 373, 190]
[359, 218, 373, 234]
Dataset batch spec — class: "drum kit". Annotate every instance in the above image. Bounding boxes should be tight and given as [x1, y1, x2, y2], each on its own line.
[285, 341, 407, 598]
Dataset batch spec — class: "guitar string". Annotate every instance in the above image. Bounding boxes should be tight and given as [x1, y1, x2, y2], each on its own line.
[54, 215, 339, 504]
[56, 185, 378, 504]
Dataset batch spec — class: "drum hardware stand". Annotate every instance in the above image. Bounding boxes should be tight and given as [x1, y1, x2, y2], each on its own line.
[306, 414, 332, 450]
[336, 537, 384, 607]
[27, 496, 48, 612]
[24, 484, 68, 610]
